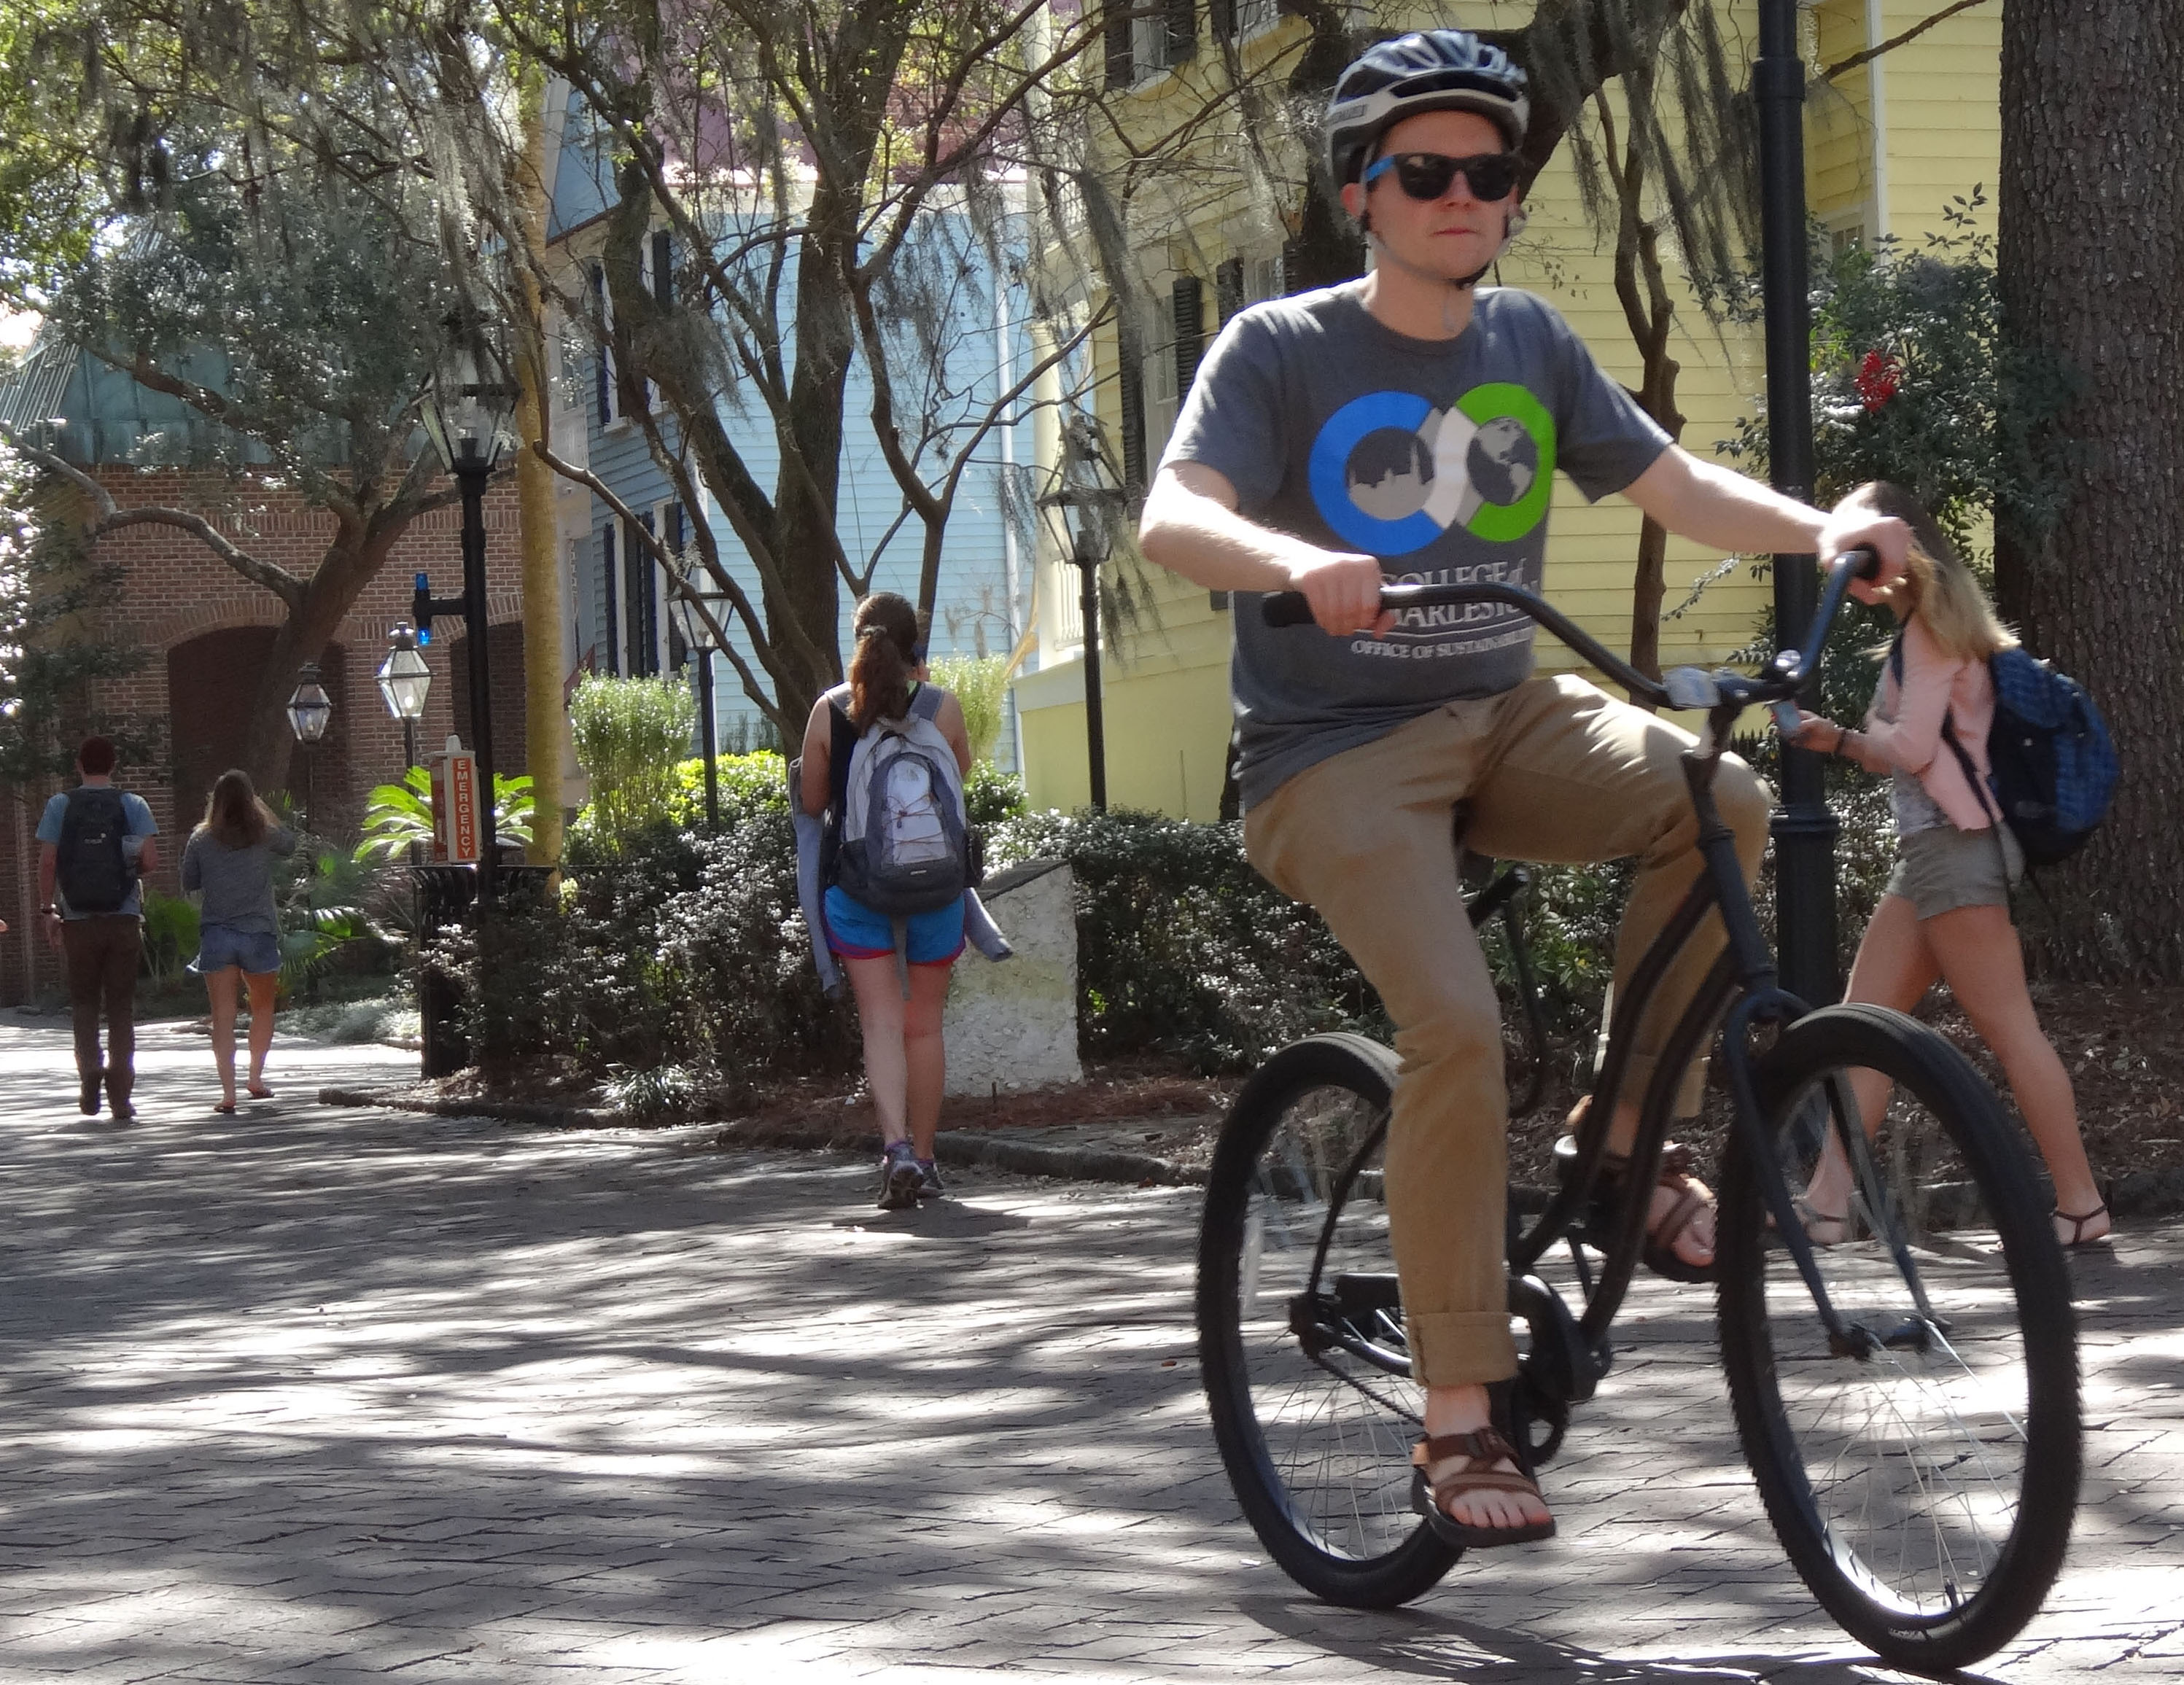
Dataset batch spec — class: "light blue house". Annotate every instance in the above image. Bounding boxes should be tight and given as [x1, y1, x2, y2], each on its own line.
[545, 93, 1035, 766]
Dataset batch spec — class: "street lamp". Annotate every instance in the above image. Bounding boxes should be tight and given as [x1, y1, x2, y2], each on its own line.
[665, 548, 731, 830]
[414, 323, 519, 900]
[1038, 413, 1124, 812]
[286, 660, 333, 833]
[376, 622, 432, 772]
[1754, 0, 1838, 1005]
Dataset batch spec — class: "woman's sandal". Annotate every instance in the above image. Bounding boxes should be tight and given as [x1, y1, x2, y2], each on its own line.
[213, 1100, 238, 1116]
[1409, 1427, 1557, 1549]
[1792, 1195, 1850, 1248]
[246, 1083, 274, 1100]
[2053, 1202, 2112, 1249]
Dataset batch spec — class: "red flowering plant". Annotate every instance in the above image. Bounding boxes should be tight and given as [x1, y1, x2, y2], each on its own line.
[1854, 349, 1903, 412]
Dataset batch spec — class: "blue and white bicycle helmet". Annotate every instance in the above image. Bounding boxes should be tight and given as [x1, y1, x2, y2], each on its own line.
[1325, 29, 1530, 188]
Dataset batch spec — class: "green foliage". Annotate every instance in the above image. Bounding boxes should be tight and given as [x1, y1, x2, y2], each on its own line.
[139, 890, 201, 983]
[570, 676, 697, 848]
[432, 812, 858, 1102]
[276, 843, 389, 988]
[671, 750, 790, 828]
[353, 766, 536, 864]
[963, 760, 1026, 826]
[928, 653, 1009, 762]
[1723, 197, 2079, 556]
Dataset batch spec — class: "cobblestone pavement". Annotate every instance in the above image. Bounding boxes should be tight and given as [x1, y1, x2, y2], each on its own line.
[1, 1019, 2179, 1684]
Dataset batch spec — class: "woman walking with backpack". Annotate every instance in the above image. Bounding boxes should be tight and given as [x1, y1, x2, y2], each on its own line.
[799, 593, 975, 1210]
[182, 769, 297, 1114]
[1789, 481, 2108, 1248]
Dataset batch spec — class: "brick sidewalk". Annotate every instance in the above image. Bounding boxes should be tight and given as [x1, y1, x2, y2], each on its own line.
[0, 1020, 2177, 1682]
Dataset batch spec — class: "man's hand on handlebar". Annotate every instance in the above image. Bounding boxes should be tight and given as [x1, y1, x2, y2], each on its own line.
[1286, 549, 1398, 639]
[1819, 506, 1911, 604]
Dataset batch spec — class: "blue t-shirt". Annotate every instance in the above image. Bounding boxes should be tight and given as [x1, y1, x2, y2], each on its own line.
[1159, 281, 1671, 809]
[36, 787, 160, 918]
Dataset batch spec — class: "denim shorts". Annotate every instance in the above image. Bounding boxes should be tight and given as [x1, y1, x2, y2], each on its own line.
[190, 923, 283, 977]
[1885, 824, 2024, 921]
[821, 885, 965, 966]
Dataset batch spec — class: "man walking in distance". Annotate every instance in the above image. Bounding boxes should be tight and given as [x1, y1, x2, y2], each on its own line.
[1138, 29, 1909, 1547]
[37, 736, 160, 1121]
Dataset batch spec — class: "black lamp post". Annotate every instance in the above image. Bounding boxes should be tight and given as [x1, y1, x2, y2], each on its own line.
[1039, 416, 1122, 812]
[414, 331, 519, 902]
[376, 622, 432, 773]
[666, 553, 728, 831]
[285, 661, 333, 833]
[1755, 0, 1838, 1005]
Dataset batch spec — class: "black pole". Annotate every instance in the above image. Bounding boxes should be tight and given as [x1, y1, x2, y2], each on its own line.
[1077, 546, 1106, 812]
[403, 717, 418, 773]
[301, 741, 313, 836]
[698, 647, 720, 830]
[1757, 0, 1838, 1005]
[455, 438, 497, 904]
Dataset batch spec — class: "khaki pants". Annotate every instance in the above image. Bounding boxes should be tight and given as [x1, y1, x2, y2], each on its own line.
[63, 914, 143, 1105]
[1244, 675, 1771, 1387]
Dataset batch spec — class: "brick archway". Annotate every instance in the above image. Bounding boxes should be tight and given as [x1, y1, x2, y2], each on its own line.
[166, 628, 352, 831]
[440, 620, 528, 779]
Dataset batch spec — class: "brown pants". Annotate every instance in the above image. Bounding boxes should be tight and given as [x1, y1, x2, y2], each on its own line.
[1245, 675, 1771, 1387]
[63, 914, 143, 1104]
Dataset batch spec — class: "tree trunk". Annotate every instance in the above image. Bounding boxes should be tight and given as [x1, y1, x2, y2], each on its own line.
[240, 529, 395, 799]
[515, 71, 566, 866]
[1995, 1, 2184, 978]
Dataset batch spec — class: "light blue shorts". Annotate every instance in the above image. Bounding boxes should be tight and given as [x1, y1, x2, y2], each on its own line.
[822, 886, 965, 967]
[190, 923, 283, 977]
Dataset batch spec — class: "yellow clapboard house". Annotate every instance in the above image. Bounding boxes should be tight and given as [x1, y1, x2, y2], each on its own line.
[1011, 0, 2001, 819]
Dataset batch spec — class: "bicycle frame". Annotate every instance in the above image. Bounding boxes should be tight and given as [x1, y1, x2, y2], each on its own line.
[1264, 551, 1901, 1398]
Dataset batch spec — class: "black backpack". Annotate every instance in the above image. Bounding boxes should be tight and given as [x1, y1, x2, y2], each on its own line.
[1891, 637, 2119, 868]
[56, 787, 133, 914]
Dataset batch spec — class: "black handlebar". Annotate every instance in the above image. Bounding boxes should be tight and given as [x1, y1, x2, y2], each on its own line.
[1258, 547, 1881, 712]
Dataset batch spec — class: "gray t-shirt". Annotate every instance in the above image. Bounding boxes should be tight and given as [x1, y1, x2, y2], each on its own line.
[1161, 281, 1671, 809]
[181, 826, 298, 935]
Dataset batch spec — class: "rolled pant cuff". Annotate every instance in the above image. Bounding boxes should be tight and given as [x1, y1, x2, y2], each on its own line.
[1407, 1310, 1520, 1388]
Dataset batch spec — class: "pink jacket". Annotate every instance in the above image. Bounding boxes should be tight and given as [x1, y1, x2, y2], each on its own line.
[1860, 615, 1998, 832]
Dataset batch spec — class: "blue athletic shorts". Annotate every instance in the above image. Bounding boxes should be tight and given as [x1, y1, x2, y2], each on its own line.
[190, 923, 283, 977]
[821, 885, 965, 967]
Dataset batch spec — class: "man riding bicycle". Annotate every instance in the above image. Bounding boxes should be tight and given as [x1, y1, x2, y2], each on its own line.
[1139, 29, 1908, 1550]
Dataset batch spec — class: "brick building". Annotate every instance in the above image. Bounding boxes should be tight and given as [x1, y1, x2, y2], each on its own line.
[1, 340, 537, 1005]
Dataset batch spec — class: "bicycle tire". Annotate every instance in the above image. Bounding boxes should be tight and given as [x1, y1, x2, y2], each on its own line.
[1717, 1004, 2079, 1671]
[1196, 1033, 1461, 1608]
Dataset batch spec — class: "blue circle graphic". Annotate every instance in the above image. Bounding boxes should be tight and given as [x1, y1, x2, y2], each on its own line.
[1308, 390, 1443, 557]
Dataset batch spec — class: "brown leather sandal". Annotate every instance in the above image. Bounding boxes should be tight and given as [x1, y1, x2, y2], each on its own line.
[2053, 1202, 2112, 1248]
[1600, 1141, 1717, 1284]
[1409, 1428, 1557, 1549]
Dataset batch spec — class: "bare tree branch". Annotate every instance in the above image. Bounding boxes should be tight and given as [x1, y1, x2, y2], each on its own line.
[1822, 0, 1994, 82]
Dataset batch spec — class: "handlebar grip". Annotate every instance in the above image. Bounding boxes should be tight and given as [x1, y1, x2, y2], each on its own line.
[1846, 544, 1882, 581]
[1261, 591, 1316, 628]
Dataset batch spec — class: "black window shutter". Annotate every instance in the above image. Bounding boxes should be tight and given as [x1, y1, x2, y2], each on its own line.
[652, 230, 673, 307]
[1171, 276, 1205, 397]
[1209, 0, 1234, 39]
[601, 524, 620, 676]
[591, 265, 611, 425]
[1105, 6, 1133, 87]
[1215, 257, 1245, 323]
[1164, 0, 1196, 63]
[1279, 236, 1301, 295]
[1118, 351, 1146, 494]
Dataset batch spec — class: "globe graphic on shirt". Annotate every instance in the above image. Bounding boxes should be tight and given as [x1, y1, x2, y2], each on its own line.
[1466, 415, 1539, 509]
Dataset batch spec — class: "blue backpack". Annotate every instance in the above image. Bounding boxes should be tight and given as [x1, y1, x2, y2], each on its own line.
[1895, 637, 2118, 867]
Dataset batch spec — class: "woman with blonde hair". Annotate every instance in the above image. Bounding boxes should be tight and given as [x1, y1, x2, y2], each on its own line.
[1790, 481, 2107, 1246]
[182, 768, 297, 1113]
[798, 593, 974, 1210]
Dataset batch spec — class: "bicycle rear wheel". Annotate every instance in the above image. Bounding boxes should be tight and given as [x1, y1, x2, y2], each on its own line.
[1196, 1034, 1460, 1608]
[1717, 1005, 2080, 1672]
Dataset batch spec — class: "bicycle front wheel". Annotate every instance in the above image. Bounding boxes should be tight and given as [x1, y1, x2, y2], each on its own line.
[1717, 1004, 2080, 1672]
[1196, 1034, 1459, 1608]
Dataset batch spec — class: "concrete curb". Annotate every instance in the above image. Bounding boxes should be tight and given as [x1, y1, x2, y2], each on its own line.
[317, 1085, 1208, 1189]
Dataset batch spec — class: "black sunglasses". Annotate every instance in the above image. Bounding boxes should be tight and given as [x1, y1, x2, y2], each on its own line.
[1363, 150, 1520, 204]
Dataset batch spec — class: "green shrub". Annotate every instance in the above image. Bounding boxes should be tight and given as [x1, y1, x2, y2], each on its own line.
[929, 653, 1010, 762]
[354, 765, 535, 864]
[964, 761, 1026, 826]
[570, 676, 696, 847]
[141, 891, 201, 981]
[672, 750, 790, 828]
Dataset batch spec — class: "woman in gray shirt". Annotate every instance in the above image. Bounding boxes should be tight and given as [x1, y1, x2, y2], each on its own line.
[182, 769, 296, 1113]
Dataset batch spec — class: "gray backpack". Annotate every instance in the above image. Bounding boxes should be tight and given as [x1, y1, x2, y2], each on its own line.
[831, 685, 971, 917]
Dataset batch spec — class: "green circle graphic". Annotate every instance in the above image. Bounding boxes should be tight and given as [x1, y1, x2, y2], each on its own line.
[1455, 383, 1557, 542]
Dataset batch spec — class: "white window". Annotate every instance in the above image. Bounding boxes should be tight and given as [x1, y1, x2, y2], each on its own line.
[1144, 333, 1179, 462]
[1248, 254, 1282, 303]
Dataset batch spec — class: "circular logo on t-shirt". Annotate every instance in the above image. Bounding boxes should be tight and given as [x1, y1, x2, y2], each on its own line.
[1307, 383, 1557, 557]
